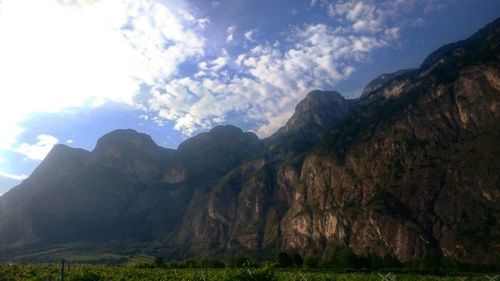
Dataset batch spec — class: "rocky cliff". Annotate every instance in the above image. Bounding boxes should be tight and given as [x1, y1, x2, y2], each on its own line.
[0, 18, 498, 264]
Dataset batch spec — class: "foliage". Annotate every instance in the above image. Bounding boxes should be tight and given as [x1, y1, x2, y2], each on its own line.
[304, 256, 320, 269]
[67, 269, 104, 281]
[277, 252, 293, 268]
[225, 267, 277, 281]
[153, 256, 164, 268]
[291, 253, 303, 267]
[0, 264, 498, 281]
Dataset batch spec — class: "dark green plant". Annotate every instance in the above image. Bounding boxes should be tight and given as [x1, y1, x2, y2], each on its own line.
[67, 270, 103, 281]
[304, 256, 319, 268]
[153, 256, 164, 268]
[224, 267, 277, 281]
[292, 253, 303, 267]
[277, 252, 293, 268]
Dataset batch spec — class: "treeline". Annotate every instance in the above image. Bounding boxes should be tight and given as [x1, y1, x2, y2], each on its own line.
[139, 248, 499, 273]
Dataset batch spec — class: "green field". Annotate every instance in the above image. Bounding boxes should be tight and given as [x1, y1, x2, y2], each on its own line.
[0, 264, 498, 281]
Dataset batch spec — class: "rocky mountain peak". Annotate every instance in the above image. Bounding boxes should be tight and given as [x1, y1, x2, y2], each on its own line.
[178, 125, 259, 153]
[31, 144, 90, 178]
[360, 69, 416, 98]
[296, 90, 345, 112]
[272, 90, 352, 141]
[94, 129, 158, 151]
[176, 125, 263, 178]
[92, 129, 161, 161]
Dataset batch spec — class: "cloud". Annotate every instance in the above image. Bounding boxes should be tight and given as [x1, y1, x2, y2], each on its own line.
[0, 0, 431, 145]
[13, 134, 59, 161]
[0, 0, 205, 153]
[147, 21, 393, 136]
[327, 0, 450, 34]
[196, 18, 210, 29]
[66, 139, 74, 144]
[328, 1, 385, 33]
[0, 171, 28, 181]
[244, 29, 258, 41]
[226, 25, 237, 42]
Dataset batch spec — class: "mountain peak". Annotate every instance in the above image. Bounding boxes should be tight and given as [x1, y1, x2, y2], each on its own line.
[178, 125, 260, 153]
[298, 90, 344, 110]
[361, 69, 416, 98]
[94, 129, 158, 151]
[92, 129, 162, 165]
[208, 124, 244, 136]
[271, 90, 351, 141]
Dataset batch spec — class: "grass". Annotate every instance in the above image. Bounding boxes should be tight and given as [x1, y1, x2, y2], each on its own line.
[0, 264, 497, 281]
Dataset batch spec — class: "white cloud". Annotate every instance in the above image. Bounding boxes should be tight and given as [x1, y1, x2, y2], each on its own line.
[0, 171, 28, 181]
[244, 29, 258, 41]
[196, 18, 210, 29]
[13, 134, 59, 161]
[328, 1, 385, 33]
[0, 0, 423, 146]
[0, 0, 205, 153]
[148, 21, 393, 136]
[327, 0, 446, 35]
[66, 139, 74, 144]
[226, 25, 237, 43]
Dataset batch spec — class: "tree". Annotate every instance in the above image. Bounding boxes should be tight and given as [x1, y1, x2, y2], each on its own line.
[292, 253, 303, 267]
[277, 252, 293, 268]
[304, 256, 319, 269]
[327, 247, 362, 268]
[153, 256, 164, 268]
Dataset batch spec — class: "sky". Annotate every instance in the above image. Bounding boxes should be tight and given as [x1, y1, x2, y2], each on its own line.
[0, 0, 499, 195]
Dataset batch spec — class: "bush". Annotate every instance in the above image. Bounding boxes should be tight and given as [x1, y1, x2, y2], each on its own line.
[67, 270, 103, 281]
[325, 247, 366, 269]
[198, 257, 226, 268]
[292, 253, 303, 267]
[304, 256, 319, 268]
[228, 257, 256, 268]
[224, 267, 277, 281]
[153, 256, 164, 268]
[277, 252, 293, 268]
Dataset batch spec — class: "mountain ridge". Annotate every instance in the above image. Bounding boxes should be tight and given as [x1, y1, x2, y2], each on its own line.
[0, 18, 499, 264]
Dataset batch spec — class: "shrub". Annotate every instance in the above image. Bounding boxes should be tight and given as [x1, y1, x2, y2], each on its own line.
[224, 267, 277, 281]
[304, 256, 319, 269]
[67, 270, 103, 281]
[277, 252, 293, 268]
[292, 253, 303, 267]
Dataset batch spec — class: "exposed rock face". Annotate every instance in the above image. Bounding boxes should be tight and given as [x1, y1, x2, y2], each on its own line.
[360, 69, 416, 98]
[268, 90, 354, 153]
[272, 90, 353, 139]
[182, 19, 500, 263]
[0, 19, 499, 264]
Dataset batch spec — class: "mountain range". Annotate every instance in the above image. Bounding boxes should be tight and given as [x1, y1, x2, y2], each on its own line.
[0, 18, 499, 264]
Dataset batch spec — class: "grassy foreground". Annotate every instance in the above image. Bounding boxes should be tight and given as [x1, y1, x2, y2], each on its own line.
[0, 264, 497, 281]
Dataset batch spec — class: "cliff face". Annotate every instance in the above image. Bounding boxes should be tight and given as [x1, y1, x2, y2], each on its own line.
[282, 63, 500, 262]
[0, 19, 499, 264]
[185, 19, 500, 263]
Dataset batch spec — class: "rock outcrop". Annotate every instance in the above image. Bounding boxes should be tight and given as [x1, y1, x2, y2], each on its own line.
[0, 18, 498, 264]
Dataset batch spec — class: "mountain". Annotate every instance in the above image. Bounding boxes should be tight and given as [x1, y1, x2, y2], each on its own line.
[360, 69, 416, 98]
[0, 19, 499, 264]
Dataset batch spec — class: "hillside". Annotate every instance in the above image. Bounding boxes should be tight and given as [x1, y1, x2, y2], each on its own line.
[0, 18, 498, 264]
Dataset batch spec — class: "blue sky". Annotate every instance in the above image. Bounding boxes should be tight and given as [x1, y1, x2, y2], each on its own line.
[0, 0, 499, 194]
